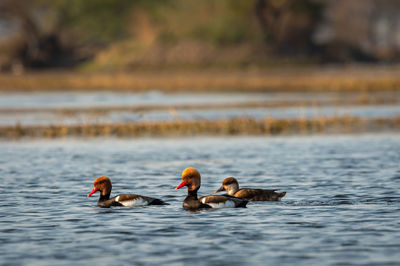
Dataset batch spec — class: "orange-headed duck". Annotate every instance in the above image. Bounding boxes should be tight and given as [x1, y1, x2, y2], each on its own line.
[176, 168, 248, 210]
[88, 176, 167, 208]
[215, 177, 286, 201]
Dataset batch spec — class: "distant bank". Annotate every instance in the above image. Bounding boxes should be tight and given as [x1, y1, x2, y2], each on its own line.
[2, 116, 400, 139]
[1, 65, 400, 93]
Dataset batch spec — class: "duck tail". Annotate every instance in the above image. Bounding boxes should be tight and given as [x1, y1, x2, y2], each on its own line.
[151, 199, 170, 205]
[238, 200, 248, 208]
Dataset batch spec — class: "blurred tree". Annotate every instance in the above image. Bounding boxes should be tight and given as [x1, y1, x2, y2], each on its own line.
[314, 0, 400, 61]
[0, 0, 53, 69]
[42, 0, 134, 44]
[254, 0, 323, 54]
[150, 0, 258, 45]
[1, 0, 400, 71]
[0, 0, 145, 69]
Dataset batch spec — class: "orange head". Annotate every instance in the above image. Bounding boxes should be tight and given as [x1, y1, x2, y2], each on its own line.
[214, 177, 239, 195]
[88, 176, 112, 197]
[176, 167, 201, 191]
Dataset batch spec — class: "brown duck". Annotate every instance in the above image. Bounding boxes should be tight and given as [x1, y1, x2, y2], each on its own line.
[176, 168, 248, 210]
[215, 177, 286, 201]
[88, 176, 168, 208]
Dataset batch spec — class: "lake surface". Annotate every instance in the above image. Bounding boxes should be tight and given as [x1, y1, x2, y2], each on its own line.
[1, 91, 367, 109]
[0, 92, 282, 108]
[1, 91, 400, 126]
[1, 135, 399, 265]
[3, 105, 400, 126]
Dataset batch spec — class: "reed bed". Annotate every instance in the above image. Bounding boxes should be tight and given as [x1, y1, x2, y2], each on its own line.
[2, 116, 400, 139]
[1, 67, 400, 92]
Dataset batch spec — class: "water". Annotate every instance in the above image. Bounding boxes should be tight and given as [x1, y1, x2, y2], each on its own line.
[116, 104, 400, 122]
[0, 92, 280, 108]
[1, 91, 398, 109]
[3, 105, 400, 126]
[1, 90, 400, 126]
[1, 135, 399, 265]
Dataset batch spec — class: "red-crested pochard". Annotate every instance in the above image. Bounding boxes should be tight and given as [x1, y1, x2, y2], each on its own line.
[215, 177, 286, 201]
[176, 168, 248, 210]
[88, 176, 168, 208]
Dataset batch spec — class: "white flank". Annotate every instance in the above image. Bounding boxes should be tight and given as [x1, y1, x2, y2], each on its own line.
[117, 197, 148, 207]
[206, 200, 236, 209]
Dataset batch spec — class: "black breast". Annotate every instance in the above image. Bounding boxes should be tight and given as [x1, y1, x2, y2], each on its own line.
[183, 195, 211, 210]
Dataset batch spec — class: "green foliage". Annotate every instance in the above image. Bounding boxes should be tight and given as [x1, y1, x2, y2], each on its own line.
[29, 0, 320, 47]
[151, 0, 260, 45]
[4, 0, 397, 69]
[36, 0, 136, 44]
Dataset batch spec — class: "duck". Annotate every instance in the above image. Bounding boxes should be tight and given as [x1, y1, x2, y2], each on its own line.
[175, 168, 248, 210]
[88, 176, 168, 208]
[215, 177, 286, 201]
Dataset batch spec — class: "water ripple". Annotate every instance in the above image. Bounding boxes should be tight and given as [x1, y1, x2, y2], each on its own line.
[1, 135, 400, 265]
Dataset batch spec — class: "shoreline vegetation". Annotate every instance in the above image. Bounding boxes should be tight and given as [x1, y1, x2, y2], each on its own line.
[1, 66, 400, 139]
[1, 66, 400, 93]
[2, 116, 400, 139]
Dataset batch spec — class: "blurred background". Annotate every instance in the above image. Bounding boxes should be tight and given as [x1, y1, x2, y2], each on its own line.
[1, 0, 400, 138]
[1, 3, 400, 266]
[1, 0, 400, 73]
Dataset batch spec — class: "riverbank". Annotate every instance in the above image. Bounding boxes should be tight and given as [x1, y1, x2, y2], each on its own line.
[1, 65, 400, 93]
[2, 116, 399, 139]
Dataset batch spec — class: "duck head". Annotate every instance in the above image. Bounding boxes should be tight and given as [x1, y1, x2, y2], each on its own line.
[176, 167, 201, 191]
[214, 177, 239, 196]
[88, 176, 112, 197]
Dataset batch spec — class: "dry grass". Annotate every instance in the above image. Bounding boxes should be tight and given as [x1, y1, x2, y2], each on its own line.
[1, 66, 400, 92]
[2, 116, 400, 139]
